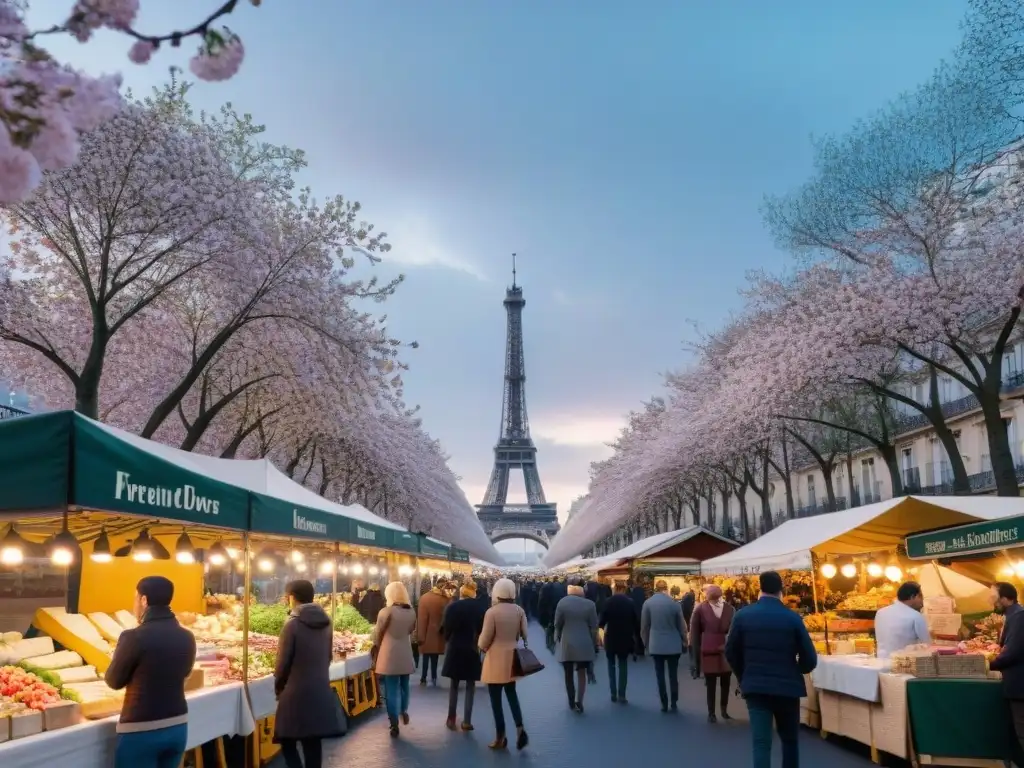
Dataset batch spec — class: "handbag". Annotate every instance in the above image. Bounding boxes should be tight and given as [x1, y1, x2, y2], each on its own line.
[511, 641, 545, 677]
[371, 612, 393, 668]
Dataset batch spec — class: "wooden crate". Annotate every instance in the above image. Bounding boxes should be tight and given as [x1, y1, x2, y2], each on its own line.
[819, 690, 840, 734]
[838, 695, 873, 746]
[802, 673, 819, 712]
[870, 673, 910, 759]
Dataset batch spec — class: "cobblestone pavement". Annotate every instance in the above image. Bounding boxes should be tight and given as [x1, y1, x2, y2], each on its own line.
[276, 623, 880, 768]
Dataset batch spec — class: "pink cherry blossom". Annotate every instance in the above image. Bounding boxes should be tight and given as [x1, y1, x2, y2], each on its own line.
[127, 39, 155, 64]
[189, 32, 245, 82]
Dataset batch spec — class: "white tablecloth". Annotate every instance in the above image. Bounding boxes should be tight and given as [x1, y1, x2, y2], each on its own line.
[811, 655, 892, 702]
[0, 682, 255, 768]
[248, 654, 374, 720]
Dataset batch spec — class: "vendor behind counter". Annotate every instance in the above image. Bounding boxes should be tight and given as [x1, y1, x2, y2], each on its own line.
[874, 581, 930, 659]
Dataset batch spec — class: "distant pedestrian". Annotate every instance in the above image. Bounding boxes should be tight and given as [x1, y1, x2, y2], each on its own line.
[599, 582, 641, 704]
[417, 582, 449, 686]
[690, 584, 735, 723]
[726, 570, 818, 768]
[441, 582, 486, 731]
[480, 579, 530, 751]
[555, 583, 599, 713]
[373, 582, 417, 738]
[640, 580, 685, 713]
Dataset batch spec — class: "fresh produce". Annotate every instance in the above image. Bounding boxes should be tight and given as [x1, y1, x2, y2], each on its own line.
[332, 604, 372, 634]
[248, 604, 289, 636]
[0, 665, 62, 710]
[969, 612, 1004, 644]
[803, 612, 837, 632]
[837, 587, 895, 612]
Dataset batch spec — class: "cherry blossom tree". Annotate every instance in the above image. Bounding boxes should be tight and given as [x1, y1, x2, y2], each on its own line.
[1, 1, 258, 202]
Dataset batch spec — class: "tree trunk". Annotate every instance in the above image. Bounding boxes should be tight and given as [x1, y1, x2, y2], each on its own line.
[75, 321, 109, 419]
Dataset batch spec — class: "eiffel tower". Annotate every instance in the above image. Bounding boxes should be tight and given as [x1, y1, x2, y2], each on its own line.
[477, 256, 560, 550]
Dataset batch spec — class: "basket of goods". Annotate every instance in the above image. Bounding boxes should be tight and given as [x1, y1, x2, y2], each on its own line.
[936, 652, 988, 679]
[891, 646, 938, 677]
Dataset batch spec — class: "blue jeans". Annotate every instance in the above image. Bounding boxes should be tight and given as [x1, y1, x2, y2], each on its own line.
[747, 694, 800, 768]
[382, 674, 410, 724]
[114, 723, 188, 768]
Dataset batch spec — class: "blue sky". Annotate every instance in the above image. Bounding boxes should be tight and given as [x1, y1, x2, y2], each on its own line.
[33, 1, 969, 552]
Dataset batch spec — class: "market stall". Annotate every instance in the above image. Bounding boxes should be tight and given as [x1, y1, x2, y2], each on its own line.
[700, 496, 1024, 764]
[896, 512, 1024, 765]
[0, 411, 424, 767]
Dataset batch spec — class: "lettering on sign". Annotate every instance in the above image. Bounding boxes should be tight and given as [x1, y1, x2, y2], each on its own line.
[924, 526, 1019, 555]
[356, 525, 376, 541]
[293, 510, 328, 535]
[114, 471, 220, 515]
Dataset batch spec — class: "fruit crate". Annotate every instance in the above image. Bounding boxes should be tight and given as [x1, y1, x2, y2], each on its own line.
[935, 653, 988, 679]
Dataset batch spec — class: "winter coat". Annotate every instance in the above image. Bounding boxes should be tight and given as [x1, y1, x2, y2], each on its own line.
[538, 583, 557, 627]
[554, 595, 599, 663]
[479, 601, 527, 685]
[417, 589, 449, 655]
[599, 593, 641, 657]
[356, 587, 385, 624]
[690, 601, 735, 676]
[640, 592, 686, 656]
[680, 592, 696, 626]
[373, 604, 417, 676]
[441, 597, 486, 681]
[273, 604, 344, 742]
[725, 596, 817, 699]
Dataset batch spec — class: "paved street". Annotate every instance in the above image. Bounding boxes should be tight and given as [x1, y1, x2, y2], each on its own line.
[275, 624, 881, 768]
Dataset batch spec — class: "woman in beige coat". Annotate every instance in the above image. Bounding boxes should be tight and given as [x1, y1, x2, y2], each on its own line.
[373, 581, 417, 737]
[479, 578, 530, 751]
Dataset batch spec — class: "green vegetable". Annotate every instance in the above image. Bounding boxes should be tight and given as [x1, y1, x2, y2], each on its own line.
[332, 603, 372, 634]
[248, 604, 289, 636]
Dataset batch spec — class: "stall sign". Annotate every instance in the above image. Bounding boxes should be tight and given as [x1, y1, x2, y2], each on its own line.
[250, 493, 347, 541]
[391, 530, 420, 555]
[74, 416, 250, 530]
[346, 519, 398, 550]
[905, 515, 1024, 560]
[419, 536, 452, 559]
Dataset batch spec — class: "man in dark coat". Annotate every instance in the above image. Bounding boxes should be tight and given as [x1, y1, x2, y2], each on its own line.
[538, 579, 557, 653]
[725, 570, 817, 768]
[628, 584, 647, 655]
[272, 579, 345, 768]
[441, 582, 486, 730]
[681, 588, 696, 674]
[988, 581, 1024, 759]
[599, 582, 641, 703]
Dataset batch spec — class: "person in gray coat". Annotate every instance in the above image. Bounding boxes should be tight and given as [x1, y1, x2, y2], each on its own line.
[274, 580, 345, 768]
[641, 579, 687, 712]
[554, 583, 599, 713]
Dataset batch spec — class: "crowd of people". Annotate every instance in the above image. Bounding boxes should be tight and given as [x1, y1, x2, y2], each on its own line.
[100, 568, 1024, 768]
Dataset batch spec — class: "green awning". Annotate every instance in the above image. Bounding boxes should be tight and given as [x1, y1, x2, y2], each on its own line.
[905, 514, 1024, 559]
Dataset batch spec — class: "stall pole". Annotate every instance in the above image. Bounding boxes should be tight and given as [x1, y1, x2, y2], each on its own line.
[330, 542, 339, 633]
[241, 532, 255, 768]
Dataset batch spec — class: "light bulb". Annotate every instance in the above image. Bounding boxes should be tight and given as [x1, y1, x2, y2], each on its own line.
[176, 551, 196, 565]
[226, 547, 239, 560]
[319, 561, 336, 575]
[133, 551, 154, 563]
[840, 563, 857, 578]
[290, 550, 304, 564]
[257, 557, 274, 573]
[1015, 561, 1024, 577]
[351, 564, 364, 575]
[866, 562, 883, 578]
[369, 565, 379, 576]
[51, 546, 74, 566]
[295, 562, 307, 573]
[209, 552, 227, 566]
[340, 565, 350, 575]
[884, 565, 902, 582]
[90, 551, 112, 564]
[820, 563, 837, 579]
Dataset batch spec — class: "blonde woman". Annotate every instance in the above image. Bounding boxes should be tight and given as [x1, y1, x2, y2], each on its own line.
[373, 581, 417, 737]
[479, 578, 530, 751]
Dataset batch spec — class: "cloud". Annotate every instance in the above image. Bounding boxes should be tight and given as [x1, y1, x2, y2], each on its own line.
[531, 414, 625, 448]
[384, 214, 487, 280]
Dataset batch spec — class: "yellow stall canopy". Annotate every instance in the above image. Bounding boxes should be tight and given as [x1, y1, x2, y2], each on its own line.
[701, 496, 1024, 576]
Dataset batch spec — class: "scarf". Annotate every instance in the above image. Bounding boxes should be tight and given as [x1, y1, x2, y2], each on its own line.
[709, 599, 725, 619]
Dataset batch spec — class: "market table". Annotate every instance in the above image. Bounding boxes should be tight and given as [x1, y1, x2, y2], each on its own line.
[249, 659, 360, 720]
[812, 655, 889, 702]
[906, 678, 1015, 763]
[0, 682, 256, 768]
